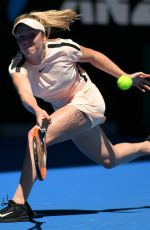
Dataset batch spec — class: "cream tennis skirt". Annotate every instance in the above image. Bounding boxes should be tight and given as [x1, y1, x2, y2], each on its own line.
[68, 80, 106, 128]
[51, 75, 106, 128]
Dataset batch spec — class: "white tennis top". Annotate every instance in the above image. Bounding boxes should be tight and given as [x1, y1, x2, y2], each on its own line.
[9, 38, 106, 127]
[9, 39, 90, 105]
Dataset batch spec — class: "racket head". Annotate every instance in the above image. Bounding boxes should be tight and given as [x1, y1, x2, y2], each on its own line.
[32, 119, 48, 180]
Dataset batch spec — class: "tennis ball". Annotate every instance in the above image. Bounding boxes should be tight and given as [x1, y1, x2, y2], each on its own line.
[117, 75, 133, 90]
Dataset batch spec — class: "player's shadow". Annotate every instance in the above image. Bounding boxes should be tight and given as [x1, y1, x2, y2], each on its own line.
[34, 205, 150, 218]
[28, 205, 150, 229]
[28, 219, 45, 230]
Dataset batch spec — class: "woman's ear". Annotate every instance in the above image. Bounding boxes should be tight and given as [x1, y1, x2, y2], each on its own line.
[42, 33, 47, 42]
[44, 26, 50, 38]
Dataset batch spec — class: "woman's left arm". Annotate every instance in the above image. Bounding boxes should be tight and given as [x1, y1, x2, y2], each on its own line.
[79, 45, 126, 77]
[79, 45, 150, 92]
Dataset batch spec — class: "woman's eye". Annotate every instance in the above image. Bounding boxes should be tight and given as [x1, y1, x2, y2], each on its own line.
[16, 35, 24, 40]
[15, 31, 37, 40]
[29, 32, 37, 38]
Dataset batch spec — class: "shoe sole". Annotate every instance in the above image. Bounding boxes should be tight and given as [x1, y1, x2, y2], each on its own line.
[0, 215, 35, 223]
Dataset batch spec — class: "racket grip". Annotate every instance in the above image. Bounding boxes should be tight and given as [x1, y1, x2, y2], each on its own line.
[41, 118, 49, 130]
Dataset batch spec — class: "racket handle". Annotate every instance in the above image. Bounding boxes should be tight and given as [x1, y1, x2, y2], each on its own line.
[41, 118, 49, 130]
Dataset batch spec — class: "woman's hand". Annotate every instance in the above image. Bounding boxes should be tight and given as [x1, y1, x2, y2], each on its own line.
[35, 108, 51, 127]
[130, 72, 150, 92]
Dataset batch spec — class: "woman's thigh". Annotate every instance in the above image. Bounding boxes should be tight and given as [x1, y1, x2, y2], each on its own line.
[46, 104, 92, 145]
[72, 125, 115, 165]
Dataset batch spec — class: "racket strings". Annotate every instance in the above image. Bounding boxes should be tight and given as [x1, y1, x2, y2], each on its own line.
[33, 126, 48, 180]
[37, 130, 47, 171]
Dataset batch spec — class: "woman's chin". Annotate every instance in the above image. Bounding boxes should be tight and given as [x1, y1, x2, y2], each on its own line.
[24, 48, 36, 56]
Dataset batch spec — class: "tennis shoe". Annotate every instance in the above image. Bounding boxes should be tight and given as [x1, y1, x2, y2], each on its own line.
[0, 200, 35, 222]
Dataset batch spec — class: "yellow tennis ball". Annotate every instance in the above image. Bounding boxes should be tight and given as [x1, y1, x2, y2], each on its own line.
[117, 75, 133, 90]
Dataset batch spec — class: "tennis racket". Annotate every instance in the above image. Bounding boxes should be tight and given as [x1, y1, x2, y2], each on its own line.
[32, 118, 49, 181]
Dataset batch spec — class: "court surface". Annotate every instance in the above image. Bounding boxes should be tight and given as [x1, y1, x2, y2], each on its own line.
[0, 161, 150, 230]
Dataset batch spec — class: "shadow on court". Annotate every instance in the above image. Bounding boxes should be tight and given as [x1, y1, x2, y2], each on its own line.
[28, 220, 45, 230]
[1, 162, 150, 229]
[28, 205, 150, 229]
[34, 205, 150, 217]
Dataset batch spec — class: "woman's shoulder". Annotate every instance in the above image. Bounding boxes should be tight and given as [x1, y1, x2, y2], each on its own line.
[9, 51, 26, 68]
[8, 51, 27, 75]
[47, 38, 80, 49]
[48, 38, 62, 43]
[48, 38, 78, 44]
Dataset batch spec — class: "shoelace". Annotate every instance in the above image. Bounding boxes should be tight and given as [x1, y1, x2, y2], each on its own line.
[1, 195, 11, 207]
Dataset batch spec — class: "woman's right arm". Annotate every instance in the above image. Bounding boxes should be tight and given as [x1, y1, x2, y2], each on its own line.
[10, 72, 50, 125]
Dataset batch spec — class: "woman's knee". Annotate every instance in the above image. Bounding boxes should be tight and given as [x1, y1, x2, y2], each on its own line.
[101, 157, 117, 169]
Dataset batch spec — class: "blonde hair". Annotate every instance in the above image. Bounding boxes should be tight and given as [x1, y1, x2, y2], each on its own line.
[14, 9, 80, 36]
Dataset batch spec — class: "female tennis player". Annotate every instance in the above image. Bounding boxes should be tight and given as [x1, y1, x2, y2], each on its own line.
[0, 9, 150, 222]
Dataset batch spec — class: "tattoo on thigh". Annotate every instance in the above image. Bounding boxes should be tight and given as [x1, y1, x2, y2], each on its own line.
[73, 109, 88, 124]
[63, 108, 91, 131]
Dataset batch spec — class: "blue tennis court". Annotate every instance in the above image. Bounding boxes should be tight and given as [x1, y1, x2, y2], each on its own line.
[0, 149, 150, 229]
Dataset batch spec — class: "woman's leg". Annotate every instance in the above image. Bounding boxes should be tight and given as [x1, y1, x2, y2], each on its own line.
[13, 105, 150, 204]
[13, 105, 92, 204]
[72, 125, 150, 168]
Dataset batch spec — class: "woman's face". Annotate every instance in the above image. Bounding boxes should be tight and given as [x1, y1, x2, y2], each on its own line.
[14, 24, 46, 57]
